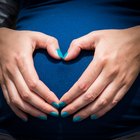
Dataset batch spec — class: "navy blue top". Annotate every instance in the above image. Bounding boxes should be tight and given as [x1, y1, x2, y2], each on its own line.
[0, 0, 140, 139]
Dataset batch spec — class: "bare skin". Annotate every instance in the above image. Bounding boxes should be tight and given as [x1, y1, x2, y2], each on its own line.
[0, 28, 61, 121]
[0, 26, 140, 122]
[60, 26, 140, 122]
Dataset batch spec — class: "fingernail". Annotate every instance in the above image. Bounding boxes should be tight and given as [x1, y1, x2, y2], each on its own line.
[51, 102, 59, 109]
[61, 112, 69, 118]
[38, 115, 47, 120]
[59, 102, 67, 108]
[50, 112, 59, 117]
[63, 52, 68, 59]
[22, 118, 28, 122]
[90, 114, 98, 120]
[73, 116, 83, 122]
[56, 49, 64, 59]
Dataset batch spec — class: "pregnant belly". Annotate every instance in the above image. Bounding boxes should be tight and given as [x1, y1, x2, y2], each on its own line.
[0, 2, 139, 138]
[16, 0, 140, 99]
[16, 3, 136, 98]
[34, 49, 93, 98]
[16, 0, 140, 98]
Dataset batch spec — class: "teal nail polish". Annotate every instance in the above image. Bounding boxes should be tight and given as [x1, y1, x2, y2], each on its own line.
[59, 102, 66, 108]
[50, 112, 59, 117]
[56, 49, 64, 59]
[61, 112, 69, 118]
[51, 102, 59, 109]
[90, 114, 98, 120]
[63, 52, 68, 59]
[73, 116, 82, 122]
[38, 116, 47, 120]
[22, 118, 28, 122]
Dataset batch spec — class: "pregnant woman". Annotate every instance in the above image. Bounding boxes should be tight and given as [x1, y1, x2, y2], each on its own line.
[0, 0, 140, 140]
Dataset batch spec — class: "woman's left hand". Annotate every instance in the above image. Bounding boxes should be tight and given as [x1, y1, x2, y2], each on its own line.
[60, 26, 140, 122]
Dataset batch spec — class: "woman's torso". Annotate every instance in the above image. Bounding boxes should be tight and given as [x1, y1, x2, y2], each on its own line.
[0, 0, 140, 139]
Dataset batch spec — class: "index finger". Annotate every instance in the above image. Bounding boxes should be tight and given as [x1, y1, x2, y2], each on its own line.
[60, 59, 102, 105]
[17, 53, 59, 107]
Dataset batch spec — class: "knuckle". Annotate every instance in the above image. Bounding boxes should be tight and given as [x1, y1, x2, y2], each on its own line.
[6, 99, 11, 105]
[11, 98, 19, 106]
[106, 67, 119, 80]
[49, 36, 58, 44]
[123, 78, 131, 87]
[98, 99, 108, 107]
[28, 79, 38, 90]
[99, 57, 108, 65]
[111, 99, 119, 106]
[15, 53, 26, 62]
[68, 106, 76, 113]
[4, 64, 16, 76]
[97, 111, 104, 117]
[41, 105, 52, 113]
[21, 93, 31, 101]
[41, 106, 49, 113]
[111, 67, 119, 76]
[71, 39, 83, 48]
[118, 74, 126, 85]
[77, 81, 88, 92]
[15, 54, 27, 69]
[71, 39, 77, 46]
[81, 110, 90, 117]
[63, 98, 70, 104]
[83, 93, 95, 102]
[20, 104, 26, 112]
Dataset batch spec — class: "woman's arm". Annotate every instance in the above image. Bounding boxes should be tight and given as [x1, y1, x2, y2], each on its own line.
[60, 26, 140, 122]
[0, 28, 62, 121]
[0, 1, 62, 120]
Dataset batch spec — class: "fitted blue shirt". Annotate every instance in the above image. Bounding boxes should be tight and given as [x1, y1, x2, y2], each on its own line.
[0, 0, 140, 139]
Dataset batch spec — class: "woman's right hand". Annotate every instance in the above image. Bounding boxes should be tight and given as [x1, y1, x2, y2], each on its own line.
[0, 28, 60, 121]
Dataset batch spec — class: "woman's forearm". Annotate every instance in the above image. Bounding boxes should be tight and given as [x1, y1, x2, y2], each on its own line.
[125, 26, 140, 65]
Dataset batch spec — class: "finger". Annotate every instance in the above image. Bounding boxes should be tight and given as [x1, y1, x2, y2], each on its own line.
[1, 82, 28, 121]
[17, 53, 59, 107]
[91, 86, 129, 119]
[1, 83, 10, 105]
[4, 77, 48, 119]
[72, 83, 124, 122]
[29, 31, 61, 59]
[61, 69, 116, 117]
[60, 59, 102, 106]
[90, 104, 115, 120]
[61, 70, 113, 116]
[64, 31, 98, 61]
[6, 68, 59, 115]
[10, 105, 28, 122]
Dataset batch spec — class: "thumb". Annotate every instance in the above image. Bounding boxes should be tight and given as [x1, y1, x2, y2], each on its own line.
[64, 31, 98, 61]
[30, 31, 62, 59]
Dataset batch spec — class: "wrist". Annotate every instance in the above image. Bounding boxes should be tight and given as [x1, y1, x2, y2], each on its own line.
[124, 26, 140, 50]
[125, 26, 140, 42]
[0, 27, 16, 37]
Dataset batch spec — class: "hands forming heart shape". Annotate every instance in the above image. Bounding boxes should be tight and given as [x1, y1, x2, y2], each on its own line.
[0, 26, 140, 122]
